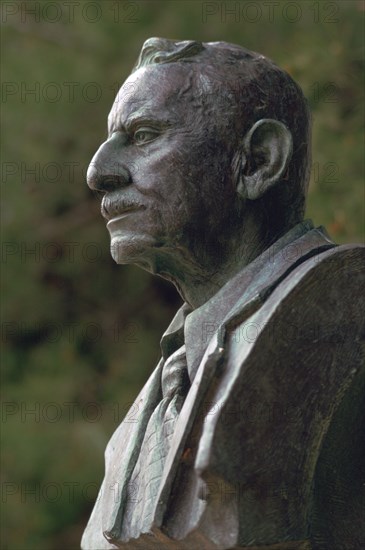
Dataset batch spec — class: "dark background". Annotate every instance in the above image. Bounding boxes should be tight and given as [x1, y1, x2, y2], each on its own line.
[2, 1, 364, 548]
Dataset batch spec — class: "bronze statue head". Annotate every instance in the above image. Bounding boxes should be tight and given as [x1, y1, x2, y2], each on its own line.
[87, 38, 311, 307]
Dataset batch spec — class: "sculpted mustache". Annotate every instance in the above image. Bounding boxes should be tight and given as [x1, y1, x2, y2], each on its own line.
[101, 196, 144, 218]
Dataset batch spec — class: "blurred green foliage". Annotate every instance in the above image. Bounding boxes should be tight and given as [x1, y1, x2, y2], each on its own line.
[2, 1, 364, 548]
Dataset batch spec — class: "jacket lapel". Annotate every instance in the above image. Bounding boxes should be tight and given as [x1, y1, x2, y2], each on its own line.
[101, 359, 164, 541]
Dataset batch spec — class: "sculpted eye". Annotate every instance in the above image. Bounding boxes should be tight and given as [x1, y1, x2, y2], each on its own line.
[133, 127, 159, 144]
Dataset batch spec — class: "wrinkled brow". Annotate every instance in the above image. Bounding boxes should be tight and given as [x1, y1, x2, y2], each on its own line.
[108, 106, 173, 136]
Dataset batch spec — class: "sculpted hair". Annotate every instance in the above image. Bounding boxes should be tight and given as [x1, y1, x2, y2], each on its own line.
[134, 37, 312, 236]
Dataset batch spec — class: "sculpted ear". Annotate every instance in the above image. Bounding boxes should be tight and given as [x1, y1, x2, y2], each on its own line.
[237, 119, 293, 200]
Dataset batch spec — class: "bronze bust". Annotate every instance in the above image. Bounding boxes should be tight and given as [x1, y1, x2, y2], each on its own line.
[82, 38, 364, 549]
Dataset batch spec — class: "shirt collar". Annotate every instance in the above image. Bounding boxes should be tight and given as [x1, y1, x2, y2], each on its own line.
[160, 302, 191, 360]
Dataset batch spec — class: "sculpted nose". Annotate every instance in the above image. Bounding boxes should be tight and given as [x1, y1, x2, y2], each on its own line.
[87, 133, 131, 192]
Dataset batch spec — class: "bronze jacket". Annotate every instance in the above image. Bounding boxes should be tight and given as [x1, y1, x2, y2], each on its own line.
[82, 221, 364, 550]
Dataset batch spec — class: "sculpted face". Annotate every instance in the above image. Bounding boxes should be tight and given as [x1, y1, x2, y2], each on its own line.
[87, 64, 241, 277]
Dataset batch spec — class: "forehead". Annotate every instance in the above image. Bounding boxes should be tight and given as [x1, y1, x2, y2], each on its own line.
[108, 64, 199, 127]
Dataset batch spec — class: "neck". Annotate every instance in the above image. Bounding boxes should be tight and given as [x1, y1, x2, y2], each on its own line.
[142, 217, 270, 309]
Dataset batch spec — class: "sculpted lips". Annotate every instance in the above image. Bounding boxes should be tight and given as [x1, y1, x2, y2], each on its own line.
[101, 193, 145, 221]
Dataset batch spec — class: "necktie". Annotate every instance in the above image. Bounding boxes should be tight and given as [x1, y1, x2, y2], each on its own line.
[120, 344, 190, 540]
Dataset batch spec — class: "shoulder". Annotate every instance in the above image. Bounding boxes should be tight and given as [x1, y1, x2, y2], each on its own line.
[195, 243, 364, 545]
[232, 243, 364, 354]
[269, 242, 364, 306]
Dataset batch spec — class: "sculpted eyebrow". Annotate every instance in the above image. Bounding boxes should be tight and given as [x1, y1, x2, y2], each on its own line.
[125, 112, 172, 129]
[107, 110, 172, 137]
